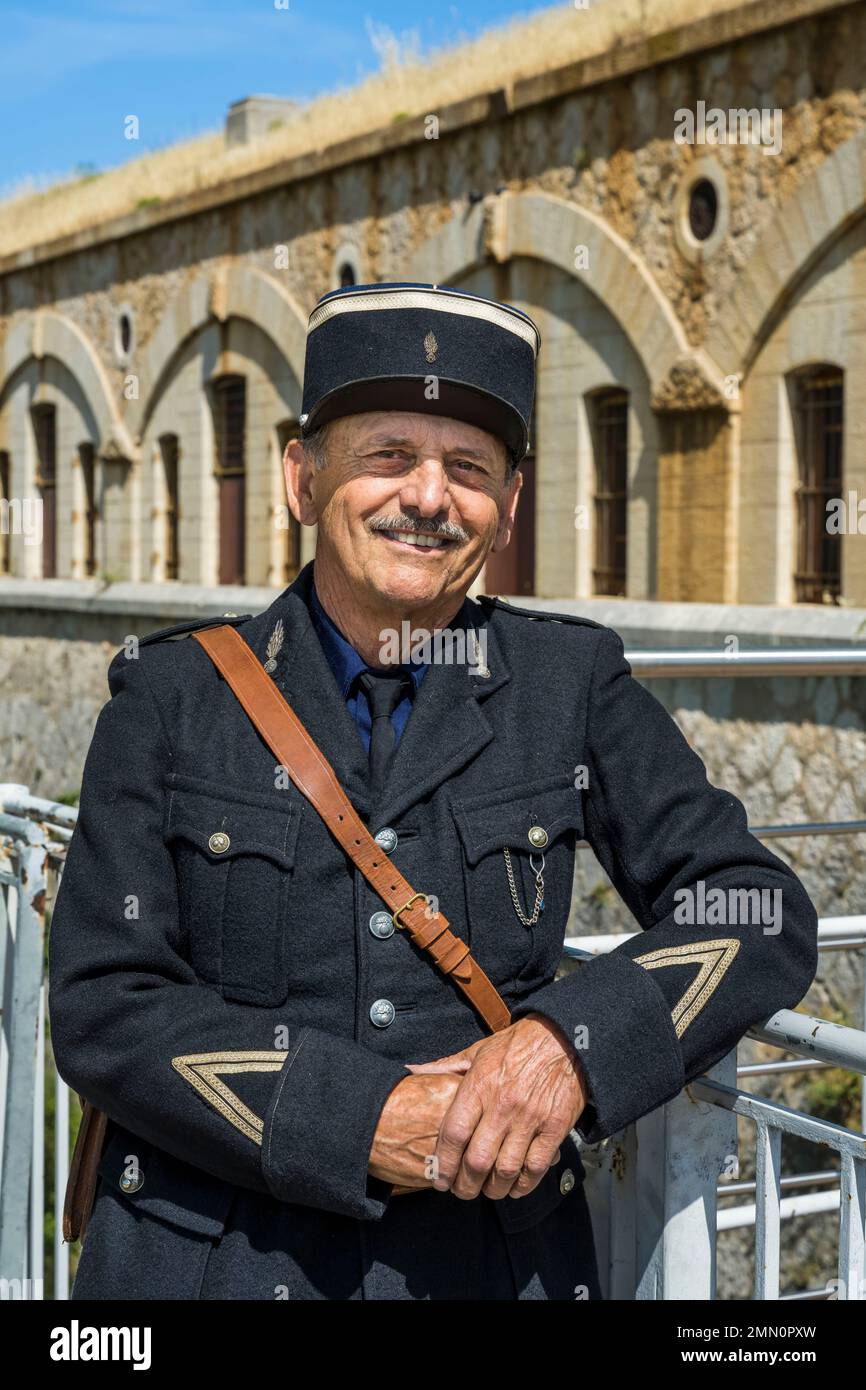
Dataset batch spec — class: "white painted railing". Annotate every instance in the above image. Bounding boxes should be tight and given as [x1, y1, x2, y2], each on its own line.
[567, 920, 866, 1300]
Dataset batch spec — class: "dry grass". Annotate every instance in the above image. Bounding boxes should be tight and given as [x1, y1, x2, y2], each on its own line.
[0, 0, 737, 260]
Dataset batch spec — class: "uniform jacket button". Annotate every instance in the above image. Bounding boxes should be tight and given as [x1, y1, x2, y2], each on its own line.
[120, 1169, 144, 1194]
[374, 827, 398, 852]
[208, 832, 230, 853]
[369, 999, 396, 1027]
[560, 1167, 575, 1194]
[369, 911, 395, 939]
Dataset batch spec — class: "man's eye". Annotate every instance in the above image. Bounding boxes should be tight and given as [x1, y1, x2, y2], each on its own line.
[453, 459, 484, 475]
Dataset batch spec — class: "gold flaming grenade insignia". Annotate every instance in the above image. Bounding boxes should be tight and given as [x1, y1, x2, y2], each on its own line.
[424, 331, 439, 364]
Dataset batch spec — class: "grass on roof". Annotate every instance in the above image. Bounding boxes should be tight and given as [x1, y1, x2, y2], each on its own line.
[0, 0, 731, 260]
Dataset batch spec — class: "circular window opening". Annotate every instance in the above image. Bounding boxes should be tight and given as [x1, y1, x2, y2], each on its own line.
[118, 312, 132, 356]
[688, 179, 718, 242]
[338, 262, 356, 288]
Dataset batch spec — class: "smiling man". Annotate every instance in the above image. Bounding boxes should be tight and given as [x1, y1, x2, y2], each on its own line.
[49, 282, 818, 1301]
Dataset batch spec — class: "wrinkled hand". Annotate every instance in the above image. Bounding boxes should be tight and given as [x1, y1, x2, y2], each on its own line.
[369, 1071, 463, 1195]
[405, 1013, 588, 1201]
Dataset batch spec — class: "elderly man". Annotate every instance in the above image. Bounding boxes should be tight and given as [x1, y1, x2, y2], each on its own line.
[49, 282, 818, 1301]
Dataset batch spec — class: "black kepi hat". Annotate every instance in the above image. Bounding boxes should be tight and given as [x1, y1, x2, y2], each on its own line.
[299, 282, 540, 465]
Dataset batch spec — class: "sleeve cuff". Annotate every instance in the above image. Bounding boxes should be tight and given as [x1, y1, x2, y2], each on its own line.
[512, 951, 685, 1143]
[261, 1027, 409, 1220]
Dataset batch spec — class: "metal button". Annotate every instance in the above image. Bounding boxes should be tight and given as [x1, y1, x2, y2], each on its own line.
[120, 1169, 144, 1194]
[208, 832, 231, 854]
[374, 827, 398, 853]
[560, 1168, 575, 1194]
[369, 998, 396, 1028]
[222, 611, 238, 617]
[528, 825, 549, 849]
[369, 911, 395, 940]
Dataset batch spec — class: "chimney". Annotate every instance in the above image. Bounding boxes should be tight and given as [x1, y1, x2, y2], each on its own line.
[226, 96, 299, 147]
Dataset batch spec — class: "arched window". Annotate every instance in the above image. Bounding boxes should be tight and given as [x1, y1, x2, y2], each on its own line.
[212, 376, 246, 586]
[338, 263, 356, 288]
[276, 419, 302, 582]
[31, 404, 57, 578]
[793, 367, 843, 604]
[0, 450, 10, 574]
[159, 433, 180, 581]
[590, 389, 628, 597]
[78, 442, 97, 576]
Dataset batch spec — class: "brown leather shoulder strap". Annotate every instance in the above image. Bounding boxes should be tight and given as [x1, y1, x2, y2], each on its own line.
[192, 624, 511, 1034]
[62, 1100, 107, 1243]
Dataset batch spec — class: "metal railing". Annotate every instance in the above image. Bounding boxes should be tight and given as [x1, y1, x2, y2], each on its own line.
[0, 787, 73, 1302]
[566, 921, 866, 1300]
[1, 645, 865, 1299]
[626, 649, 866, 678]
[569, 645, 866, 1299]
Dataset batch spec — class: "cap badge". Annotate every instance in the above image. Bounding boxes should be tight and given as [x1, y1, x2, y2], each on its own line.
[424, 330, 439, 364]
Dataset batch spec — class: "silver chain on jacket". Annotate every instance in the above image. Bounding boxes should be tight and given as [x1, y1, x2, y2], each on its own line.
[502, 847, 546, 927]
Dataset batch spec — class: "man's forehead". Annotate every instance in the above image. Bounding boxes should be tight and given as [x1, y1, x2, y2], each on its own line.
[338, 412, 506, 459]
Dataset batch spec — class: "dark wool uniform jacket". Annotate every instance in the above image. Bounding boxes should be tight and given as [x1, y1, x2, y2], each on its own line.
[48, 561, 819, 1300]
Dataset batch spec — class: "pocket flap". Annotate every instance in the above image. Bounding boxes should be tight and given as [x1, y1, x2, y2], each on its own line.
[163, 773, 301, 870]
[451, 775, 584, 866]
[97, 1124, 235, 1238]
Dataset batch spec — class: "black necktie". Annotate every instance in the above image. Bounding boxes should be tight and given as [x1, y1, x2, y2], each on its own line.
[358, 671, 409, 794]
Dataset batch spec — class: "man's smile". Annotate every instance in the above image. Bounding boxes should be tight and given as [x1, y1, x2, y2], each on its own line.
[377, 528, 457, 552]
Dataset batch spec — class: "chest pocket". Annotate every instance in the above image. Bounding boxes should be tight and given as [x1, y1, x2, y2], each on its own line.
[163, 773, 302, 1007]
[450, 774, 584, 986]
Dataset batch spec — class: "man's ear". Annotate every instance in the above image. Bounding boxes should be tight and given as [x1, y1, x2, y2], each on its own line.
[490, 469, 523, 553]
[284, 439, 318, 527]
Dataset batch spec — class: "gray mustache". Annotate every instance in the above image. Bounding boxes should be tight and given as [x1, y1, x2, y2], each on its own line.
[368, 516, 468, 543]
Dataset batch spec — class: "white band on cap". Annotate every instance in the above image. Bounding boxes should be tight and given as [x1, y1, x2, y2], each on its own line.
[308, 286, 539, 356]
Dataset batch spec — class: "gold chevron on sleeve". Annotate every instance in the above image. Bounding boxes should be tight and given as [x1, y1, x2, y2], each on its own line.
[631, 938, 741, 1039]
[172, 1051, 287, 1145]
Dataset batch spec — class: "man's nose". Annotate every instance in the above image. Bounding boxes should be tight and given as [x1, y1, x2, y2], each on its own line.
[398, 457, 451, 516]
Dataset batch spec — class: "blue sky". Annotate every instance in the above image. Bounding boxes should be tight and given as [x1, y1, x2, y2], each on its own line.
[0, 0, 557, 198]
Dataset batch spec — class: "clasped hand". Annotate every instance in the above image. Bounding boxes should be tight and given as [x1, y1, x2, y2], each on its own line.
[368, 1013, 588, 1201]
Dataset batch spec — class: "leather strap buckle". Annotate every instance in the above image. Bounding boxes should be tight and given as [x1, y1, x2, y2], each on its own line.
[392, 892, 430, 931]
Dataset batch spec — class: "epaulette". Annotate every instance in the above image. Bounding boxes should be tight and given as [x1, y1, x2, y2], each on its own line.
[137, 613, 253, 647]
[477, 595, 606, 630]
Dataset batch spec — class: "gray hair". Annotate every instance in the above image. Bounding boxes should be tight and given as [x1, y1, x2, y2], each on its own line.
[301, 421, 332, 471]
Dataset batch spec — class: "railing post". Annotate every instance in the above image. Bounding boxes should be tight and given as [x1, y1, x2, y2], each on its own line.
[754, 1122, 782, 1299]
[838, 1153, 866, 1301]
[636, 1049, 738, 1300]
[580, 1121, 639, 1300]
[0, 817, 48, 1288]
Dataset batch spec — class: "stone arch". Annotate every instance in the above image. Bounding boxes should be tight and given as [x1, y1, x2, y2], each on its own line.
[707, 128, 866, 379]
[129, 264, 307, 439]
[406, 190, 727, 404]
[0, 309, 136, 459]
